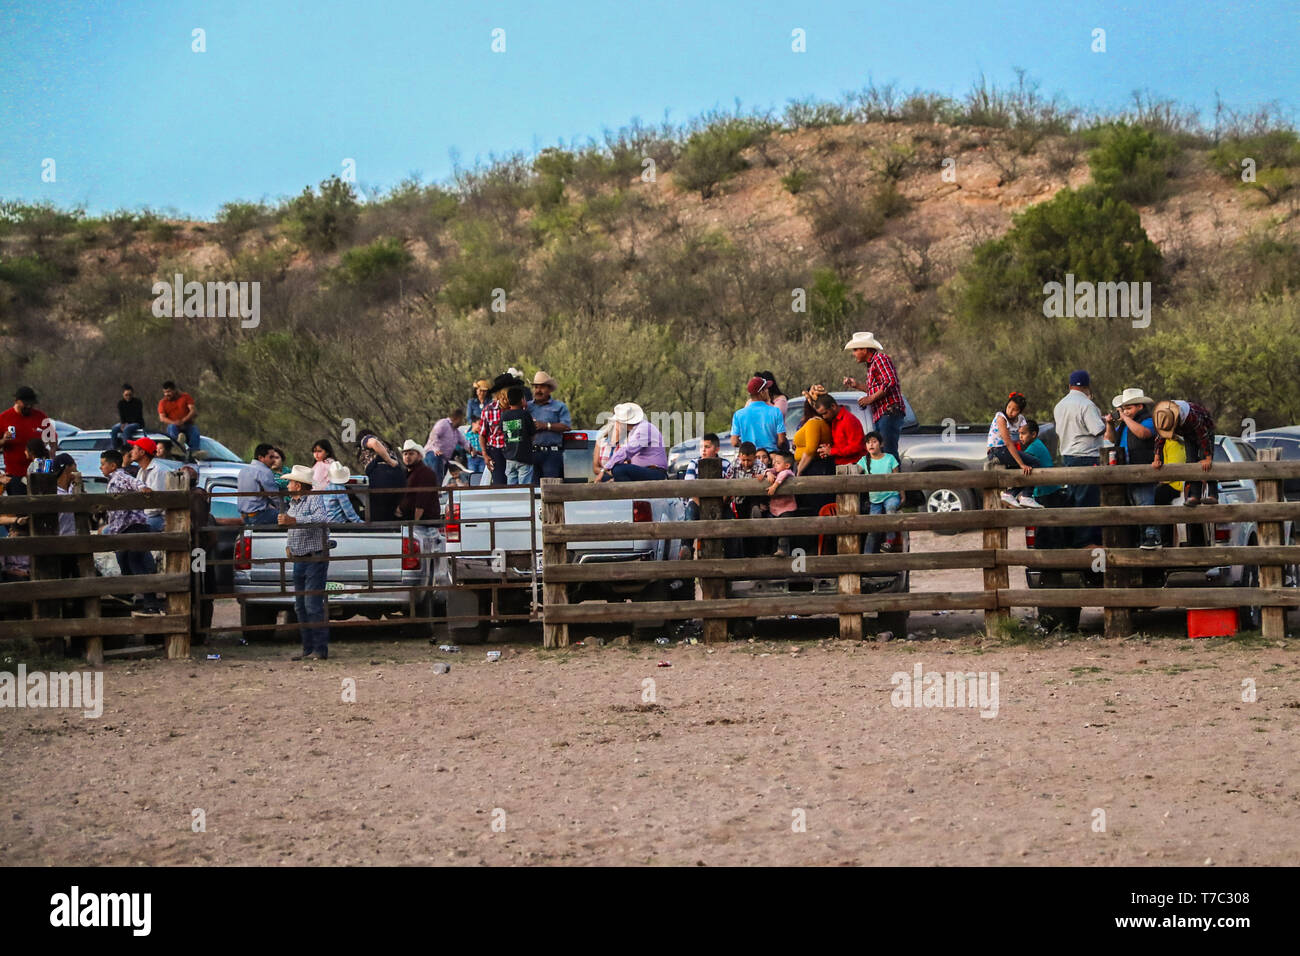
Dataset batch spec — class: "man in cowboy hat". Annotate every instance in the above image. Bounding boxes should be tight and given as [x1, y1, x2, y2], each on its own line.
[398, 440, 441, 520]
[278, 463, 331, 660]
[842, 332, 905, 461]
[527, 370, 571, 481]
[1152, 399, 1217, 506]
[600, 403, 668, 481]
[1105, 388, 1161, 548]
[730, 375, 786, 453]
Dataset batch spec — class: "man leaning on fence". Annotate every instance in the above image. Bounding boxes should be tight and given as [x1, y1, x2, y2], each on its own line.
[99, 449, 165, 616]
[279, 464, 331, 661]
[238, 443, 282, 525]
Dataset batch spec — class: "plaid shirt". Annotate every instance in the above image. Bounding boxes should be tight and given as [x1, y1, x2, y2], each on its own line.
[286, 492, 330, 556]
[1155, 401, 1215, 462]
[723, 460, 765, 481]
[865, 351, 904, 422]
[479, 400, 506, 450]
[103, 468, 149, 535]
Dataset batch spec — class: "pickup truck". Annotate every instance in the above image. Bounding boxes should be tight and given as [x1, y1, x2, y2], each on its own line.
[442, 428, 687, 640]
[668, 394, 1057, 527]
[1025, 435, 1280, 631]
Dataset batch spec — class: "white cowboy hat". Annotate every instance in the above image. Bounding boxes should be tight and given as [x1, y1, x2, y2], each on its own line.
[284, 464, 315, 485]
[612, 402, 645, 426]
[327, 461, 351, 484]
[400, 439, 424, 454]
[1111, 387, 1155, 408]
[445, 459, 468, 473]
[844, 331, 885, 351]
[532, 370, 557, 387]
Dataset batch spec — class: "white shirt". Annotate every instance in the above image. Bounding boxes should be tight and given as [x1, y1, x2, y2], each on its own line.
[137, 459, 168, 518]
[1053, 389, 1106, 457]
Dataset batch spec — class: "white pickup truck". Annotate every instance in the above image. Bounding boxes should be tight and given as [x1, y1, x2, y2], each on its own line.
[443, 429, 688, 640]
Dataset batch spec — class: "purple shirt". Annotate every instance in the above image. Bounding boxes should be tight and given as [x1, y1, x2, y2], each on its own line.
[103, 468, 149, 535]
[426, 418, 471, 458]
[604, 421, 668, 470]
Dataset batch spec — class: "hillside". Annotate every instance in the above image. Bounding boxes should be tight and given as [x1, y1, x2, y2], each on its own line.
[3, 89, 1299, 462]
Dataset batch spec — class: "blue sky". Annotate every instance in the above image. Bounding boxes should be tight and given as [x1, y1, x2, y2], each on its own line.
[1, 0, 1296, 219]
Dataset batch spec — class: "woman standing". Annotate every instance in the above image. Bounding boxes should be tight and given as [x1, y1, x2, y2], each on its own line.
[310, 439, 338, 490]
[356, 429, 406, 522]
[756, 370, 789, 418]
[465, 378, 491, 485]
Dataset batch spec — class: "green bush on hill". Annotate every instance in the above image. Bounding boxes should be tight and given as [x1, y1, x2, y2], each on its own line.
[1084, 122, 1179, 204]
[281, 176, 359, 252]
[673, 118, 768, 199]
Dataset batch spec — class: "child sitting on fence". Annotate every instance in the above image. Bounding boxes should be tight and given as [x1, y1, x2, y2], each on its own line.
[987, 392, 1041, 509]
[858, 431, 901, 554]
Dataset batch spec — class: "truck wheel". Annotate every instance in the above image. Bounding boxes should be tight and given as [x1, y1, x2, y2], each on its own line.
[728, 618, 754, 640]
[876, 610, 909, 637]
[1037, 606, 1081, 632]
[925, 485, 977, 534]
[241, 604, 280, 641]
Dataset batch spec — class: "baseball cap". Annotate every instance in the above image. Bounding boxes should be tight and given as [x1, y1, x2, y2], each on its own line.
[747, 375, 771, 396]
[127, 436, 159, 456]
[14, 386, 36, 402]
[1069, 370, 1091, 387]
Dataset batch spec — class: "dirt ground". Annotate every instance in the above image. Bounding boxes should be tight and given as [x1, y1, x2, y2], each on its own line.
[2, 530, 1298, 866]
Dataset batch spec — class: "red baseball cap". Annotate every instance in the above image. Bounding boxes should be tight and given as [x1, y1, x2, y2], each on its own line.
[746, 376, 771, 396]
[127, 437, 158, 456]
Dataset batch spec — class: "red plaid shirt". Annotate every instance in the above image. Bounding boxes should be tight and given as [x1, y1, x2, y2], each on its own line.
[865, 351, 903, 422]
[1154, 401, 1215, 462]
[480, 400, 506, 449]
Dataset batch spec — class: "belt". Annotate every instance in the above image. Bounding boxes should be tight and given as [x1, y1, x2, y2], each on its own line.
[531, 444, 561, 452]
[291, 549, 326, 558]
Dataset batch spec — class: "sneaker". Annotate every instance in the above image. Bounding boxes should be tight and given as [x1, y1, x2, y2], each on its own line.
[773, 548, 788, 558]
[1000, 492, 1020, 508]
[1139, 528, 1162, 550]
[1017, 495, 1044, 509]
[1200, 495, 1218, 506]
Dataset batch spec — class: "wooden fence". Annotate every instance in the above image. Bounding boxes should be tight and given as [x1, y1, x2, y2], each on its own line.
[539, 452, 1300, 647]
[0, 471, 193, 663]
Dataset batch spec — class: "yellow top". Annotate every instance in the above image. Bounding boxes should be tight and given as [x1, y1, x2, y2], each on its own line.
[793, 417, 831, 467]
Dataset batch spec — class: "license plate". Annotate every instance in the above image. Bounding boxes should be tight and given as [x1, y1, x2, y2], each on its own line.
[325, 581, 345, 592]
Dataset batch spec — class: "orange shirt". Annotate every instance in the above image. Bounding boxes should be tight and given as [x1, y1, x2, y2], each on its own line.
[158, 393, 195, 423]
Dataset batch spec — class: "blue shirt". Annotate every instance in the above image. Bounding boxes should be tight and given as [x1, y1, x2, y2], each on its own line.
[730, 401, 785, 452]
[324, 482, 362, 524]
[527, 398, 571, 448]
[237, 459, 281, 515]
[1022, 438, 1063, 498]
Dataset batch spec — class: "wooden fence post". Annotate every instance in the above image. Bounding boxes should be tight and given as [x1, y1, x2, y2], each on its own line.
[1255, 447, 1286, 639]
[697, 458, 727, 644]
[541, 478, 569, 648]
[26, 472, 62, 653]
[980, 462, 1009, 629]
[164, 470, 192, 659]
[1100, 482, 1133, 639]
[835, 465, 863, 640]
[72, 473, 103, 666]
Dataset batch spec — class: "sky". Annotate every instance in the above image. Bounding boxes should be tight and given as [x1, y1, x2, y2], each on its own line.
[1, 0, 1297, 219]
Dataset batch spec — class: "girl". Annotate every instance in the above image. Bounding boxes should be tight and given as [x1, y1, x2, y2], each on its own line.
[987, 392, 1040, 509]
[310, 438, 337, 490]
[857, 431, 901, 553]
[756, 370, 789, 418]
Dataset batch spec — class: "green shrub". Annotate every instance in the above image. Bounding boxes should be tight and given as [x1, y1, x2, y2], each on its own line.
[440, 221, 519, 315]
[1085, 122, 1179, 204]
[780, 167, 812, 194]
[954, 185, 1162, 323]
[282, 176, 359, 252]
[805, 268, 865, 339]
[1210, 130, 1300, 178]
[335, 237, 413, 289]
[673, 119, 766, 199]
[782, 98, 850, 130]
[0, 255, 63, 305]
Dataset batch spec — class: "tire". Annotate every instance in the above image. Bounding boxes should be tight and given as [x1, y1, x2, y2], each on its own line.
[876, 610, 909, 637]
[1038, 606, 1081, 632]
[1238, 563, 1262, 632]
[728, 618, 754, 640]
[925, 483, 978, 534]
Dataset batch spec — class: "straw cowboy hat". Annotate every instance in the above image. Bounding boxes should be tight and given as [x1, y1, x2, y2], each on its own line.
[473, 378, 492, 390]
[532, 370, 557, 388]
[326, 461, 351, 484]
[400, 439, 424, 454]
[612, 402, 646, 426]
[1152, 400, 1181, 439]
[844, 331, 885, 351]
[1112, 387, 1155, 409]
[284, 464, 316, 485]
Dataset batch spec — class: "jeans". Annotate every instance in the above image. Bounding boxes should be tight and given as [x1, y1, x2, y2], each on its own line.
[533, 447, 563, 481]
[486, 447, 508, 486]
[424, 451, 446, 486]
[292, 554, 329, 656]
[605, 464, 667, 482]
[110, 422, 144, 448]
[146, 513, 165, 533]
[866, 494, 901, 554]
[875, 411, 905, 463]
[505, 460, 534, 485]
[166, 422, 200, 453]
[1184, 479, 1219, 501]
[115, 523, 162, 610]
[1062, 454, 1101, 547]
[243, 508, 279, 526]
[1129, 482, 1158, 539]
[990, 445, 1029, 498]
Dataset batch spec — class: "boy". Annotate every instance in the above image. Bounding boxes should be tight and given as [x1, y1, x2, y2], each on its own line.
[857, 431, 901, 554]
[501, 386, 536, 486]
[765, 449, 798, 557]
[98, 449, 164, 616]
[725, 441, 764, 557]
[1018, 419, 1065, 507]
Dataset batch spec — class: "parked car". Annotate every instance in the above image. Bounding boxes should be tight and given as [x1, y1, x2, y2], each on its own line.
[1025, 435, 1285, 631]
[444, 428, 689, 640]
[1251, 427, 1300, 499]
[56, 429, 249, 484]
